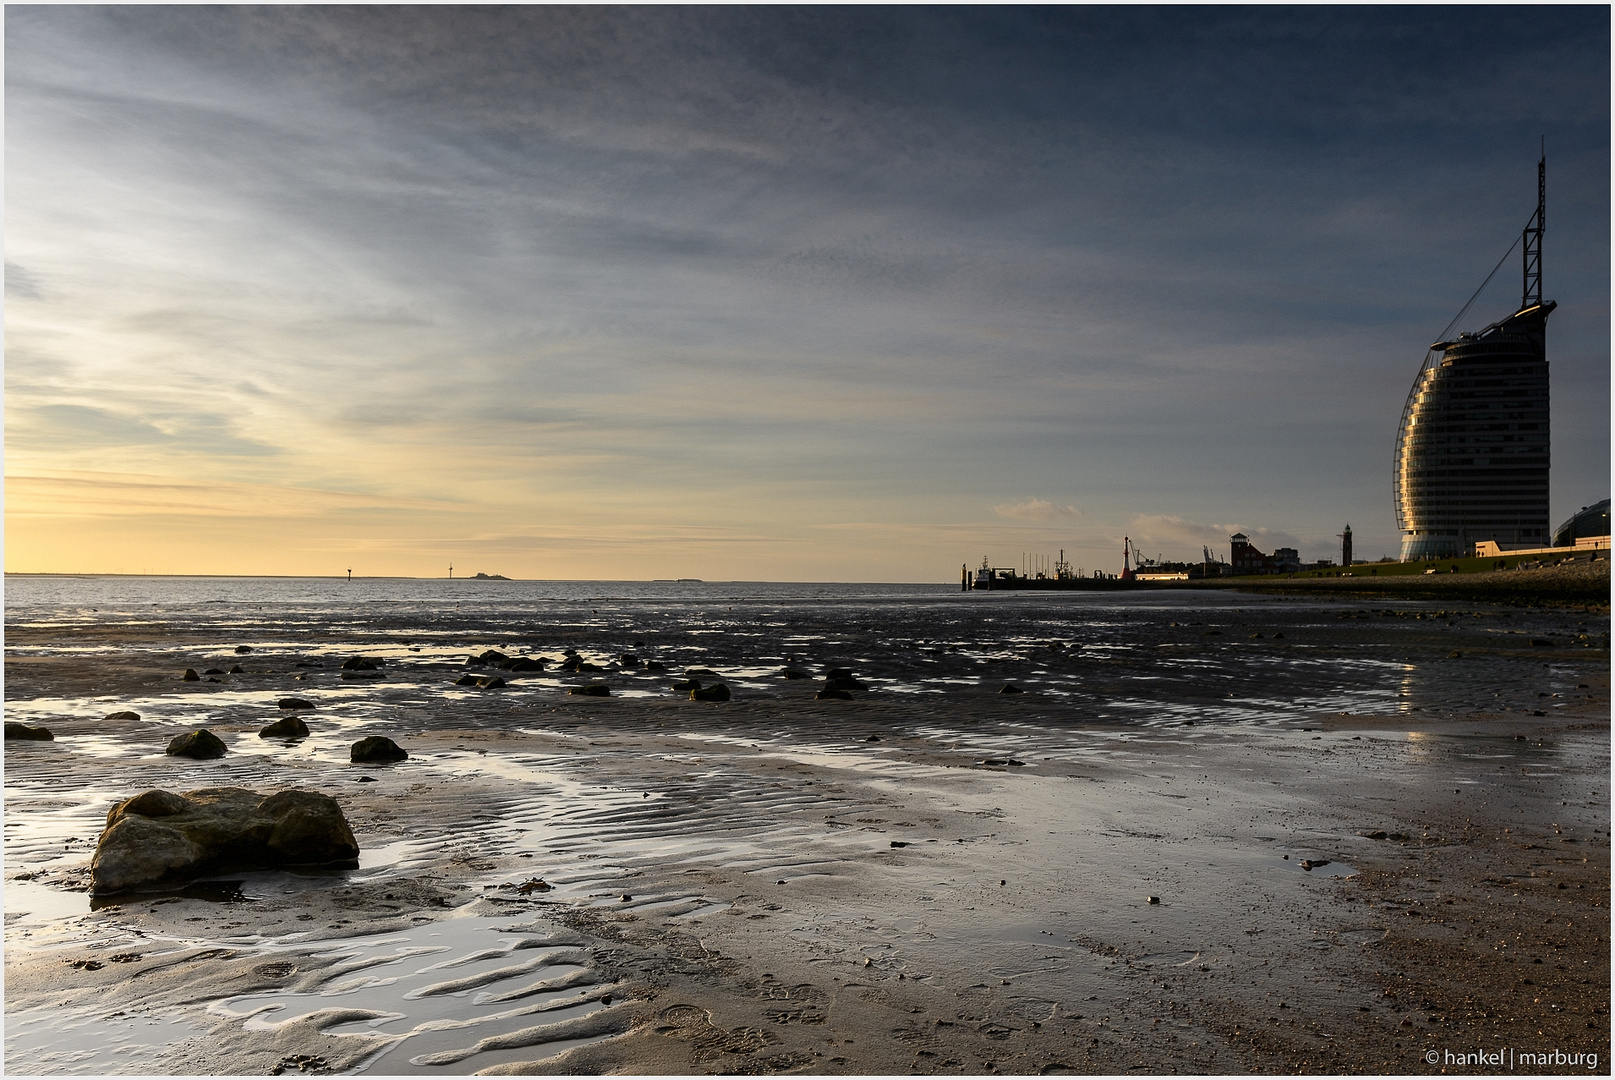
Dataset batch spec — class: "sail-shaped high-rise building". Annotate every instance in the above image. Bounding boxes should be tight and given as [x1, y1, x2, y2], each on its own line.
[1393, 157, 1554, 561]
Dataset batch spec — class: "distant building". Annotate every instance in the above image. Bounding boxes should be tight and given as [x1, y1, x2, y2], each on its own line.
[1229, 533, 1264, 574]
[1341, 523, 1353, 568]
[1552, 499, 1610, 548]
[1394, 155, 1552, 561]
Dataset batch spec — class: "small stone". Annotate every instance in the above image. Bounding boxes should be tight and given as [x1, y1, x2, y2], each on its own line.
[781, 668, 810, 679]
[454, 674, 479, 686]
[234, 645, 253, 654]
[181, 669, 200, 682]
[671, 678, 702, 692]
[570, 684, 611, 697]
[229, 665, 245, 674]
[259, 716, 310, 739]
[998, 684, 1024, 694]
[278, 698, 315, 711]
[691, 683, 731, 702]
[105, 711, 140, 721]
[476, 676, 507, 689]
[621, 894, 633, 902]
[350, 736, 407, 764]
[1148, 896, 1161, 904]
[6, 722, 55, 741]
[166, 730, 226, 759]
[202, 667, 225, 675]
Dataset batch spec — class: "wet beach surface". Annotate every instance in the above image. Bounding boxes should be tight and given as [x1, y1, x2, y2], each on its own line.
[4, 578, 1609, 1074]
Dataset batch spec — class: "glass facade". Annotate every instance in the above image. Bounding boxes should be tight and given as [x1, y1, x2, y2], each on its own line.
[1394, 303, 1552, 561]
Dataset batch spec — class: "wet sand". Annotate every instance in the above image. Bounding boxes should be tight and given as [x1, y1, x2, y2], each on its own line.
[4, 587, 1609, 1075]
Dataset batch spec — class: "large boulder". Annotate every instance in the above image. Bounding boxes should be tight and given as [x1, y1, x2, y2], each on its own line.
[167, 729, 227, 759]
[351, 736, 408, 764]
[5, 722, 54, 741]
[90, 787, 359, 895]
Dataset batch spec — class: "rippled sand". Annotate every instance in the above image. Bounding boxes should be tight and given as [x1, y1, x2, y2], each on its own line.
[4, 584, 1608, 1074]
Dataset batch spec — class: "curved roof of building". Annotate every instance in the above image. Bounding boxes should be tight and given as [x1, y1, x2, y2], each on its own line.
[1551, 499, 1610, 547]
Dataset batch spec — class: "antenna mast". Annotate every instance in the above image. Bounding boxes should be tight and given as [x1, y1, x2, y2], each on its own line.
[1522, 147, 1544, 310]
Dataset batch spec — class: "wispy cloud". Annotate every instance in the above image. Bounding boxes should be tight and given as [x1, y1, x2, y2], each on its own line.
[994, 499, 1080, 522]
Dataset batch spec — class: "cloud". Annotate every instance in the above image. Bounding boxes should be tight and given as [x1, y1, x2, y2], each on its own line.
[994, 498, 1079, 521]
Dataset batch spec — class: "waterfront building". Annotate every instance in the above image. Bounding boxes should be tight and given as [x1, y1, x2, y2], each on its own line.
[1394, 157, 1552, 561]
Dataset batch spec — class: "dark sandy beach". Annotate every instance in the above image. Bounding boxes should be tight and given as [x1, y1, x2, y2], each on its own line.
[4, 576, 1608, 1075]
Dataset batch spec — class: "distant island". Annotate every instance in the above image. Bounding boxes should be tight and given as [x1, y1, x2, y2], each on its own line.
[469, 572, 509, 580]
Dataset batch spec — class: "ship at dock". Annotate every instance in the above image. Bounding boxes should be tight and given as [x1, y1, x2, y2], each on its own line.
[962, 539, 1200, 590]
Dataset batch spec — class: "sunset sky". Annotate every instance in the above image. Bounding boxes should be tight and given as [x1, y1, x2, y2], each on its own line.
[6, 7, 1609, 580]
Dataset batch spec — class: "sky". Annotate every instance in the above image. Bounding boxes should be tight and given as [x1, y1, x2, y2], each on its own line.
[6, 6, 1609, 580]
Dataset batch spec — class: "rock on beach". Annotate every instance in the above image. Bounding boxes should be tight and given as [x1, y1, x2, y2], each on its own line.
[259, 715, 310, 739]
[5, 722, 54, 741]
[350, 736, 408, 764]
[89, 786, 358, 895]
[167, 729, 227, 759]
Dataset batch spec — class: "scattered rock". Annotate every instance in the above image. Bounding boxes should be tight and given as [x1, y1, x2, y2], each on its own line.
[816, 689, 853, 701]
[341, 656, 381, 671]
[278, 698, 315, 711]
[1363, 830, 1389, 840]
[1300, 859, 1331, 871]
[350, 736, 407, 764]
[516, 878, 552, 894]
[998, 683, 1024, 694]
[202, 667, 226, 675]
[166, 730, 227, 759]
[478, 649, 511, 666]
[356, 776, 376, 783]
[687, 668, 718, 677]
[259, 716, 310, 739]
[865, 735, 882, 741]
[454, 674, 480, 686]
[90, 787, 359, 895]
[475, 676, 507, 689]
[5, 722, 54, 741]
[1148, 896, 1161, 904]
[182, 669, 200, 682]
[781, 668, 810, 680]
[672, 678, 702, 692]
[507, 657, 545, 672]
[234, 645, 253, 654]
[105, 711, 141, 721]
[691, 683, 731, 702]
[890, 841, 910, 848]
[823, 669, 868, 692]
[619, 654, 641, 668]
[229, 665, 245, 674]
[645, 660, 667, 672]
[570, 684, 611, 697]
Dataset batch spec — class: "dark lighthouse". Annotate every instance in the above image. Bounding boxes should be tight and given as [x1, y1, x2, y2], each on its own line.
[1393, 156, 1554, 561]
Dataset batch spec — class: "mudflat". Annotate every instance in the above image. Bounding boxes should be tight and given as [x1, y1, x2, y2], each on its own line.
[4, 579, 1608, 1075]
